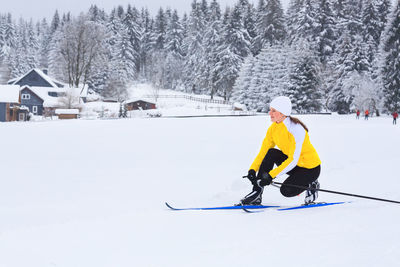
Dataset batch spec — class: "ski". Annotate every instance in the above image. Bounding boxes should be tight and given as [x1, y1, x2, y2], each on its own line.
[165, 202, 280, 211]
[277, 201, 347, 211]
[236, 201, 348, 213]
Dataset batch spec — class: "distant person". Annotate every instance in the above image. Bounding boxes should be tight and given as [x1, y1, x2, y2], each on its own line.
[365, 109, 369, 120]
[393, 111, 398, 125]
[241, 96, 321, 206]
[356, 109, 360, 119]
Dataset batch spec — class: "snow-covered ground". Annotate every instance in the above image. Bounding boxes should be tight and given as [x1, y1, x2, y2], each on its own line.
[0, 114, 399, 267]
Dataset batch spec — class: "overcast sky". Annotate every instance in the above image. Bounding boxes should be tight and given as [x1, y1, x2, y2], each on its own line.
[2, 0, 291, 21]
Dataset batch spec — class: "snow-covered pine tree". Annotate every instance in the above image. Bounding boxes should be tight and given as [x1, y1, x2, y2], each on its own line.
[234, 0, 256, 42]
[231, 54, 256, 108]
[251, 0, 265, 55]
[86, 11, 115, 94]
[50, 10, 60, 34]
[362, 0, 381, 47]
[286, 0, 304, 43]
[329, 31, 355, 113]
[109, 11, 135, 83]
[222, 4, 251, 59]
[182, 0, 207, 94]
[123, 5, 141, 76]
[0, 16, 5, 62]
[213, 5, 251, 100]
[0, 14, 16, 71]
[344, 0, 364, 41]
[164, 9, 184, 89]
[1, 14, 16, 53]
[313, 0, 336, 64]
[165, 9, 184, 58]
[360, 0, 385, 68]
[286, 46, 321, 113]
[36, 18, 51, 69]
[138, 8, 153, 79]
[330, 30, 371, 113]
[0, 14, 14, 82]
[88, 5, 107, 23]
[264, 0, 286, 44]
[252, 0, 286, 55]
[209, 0, 221, 21]
[286, 0, 317, 45]
[245, 44, 294, 112]
[381, 0, 400, 113]
[377, 0, 392, 39]
[116, 5, 125, 19]
[153, 7, 167, 51]
[7, 19, 39, 78]
[200, 0, 210, 21]
[333, 0, 348, 38]
[26, 20, 39, 70]
[197, 1, 222, 97]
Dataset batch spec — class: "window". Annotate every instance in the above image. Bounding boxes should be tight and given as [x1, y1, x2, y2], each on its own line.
[32, 106, 38, 114]
[22, 94, 31, 100]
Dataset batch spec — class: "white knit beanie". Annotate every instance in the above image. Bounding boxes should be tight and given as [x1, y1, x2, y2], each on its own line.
[270, 96, 292, 116]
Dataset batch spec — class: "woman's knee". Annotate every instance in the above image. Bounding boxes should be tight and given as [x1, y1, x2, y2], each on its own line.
[266, 148, 282, 158]
[280, 186, 302, 197]
[264, 148, 287, 162]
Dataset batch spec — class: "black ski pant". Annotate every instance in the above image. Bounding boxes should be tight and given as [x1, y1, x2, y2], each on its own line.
[257, 148, 321, 197]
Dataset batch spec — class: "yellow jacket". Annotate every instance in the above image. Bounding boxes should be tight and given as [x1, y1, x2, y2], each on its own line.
[250, 117, 321, 178]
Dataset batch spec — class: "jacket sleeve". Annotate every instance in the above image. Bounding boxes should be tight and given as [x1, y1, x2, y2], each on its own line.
[249, 126, 275, 172]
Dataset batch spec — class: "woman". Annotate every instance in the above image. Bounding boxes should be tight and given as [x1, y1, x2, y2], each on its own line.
[241, 96, 321, 205]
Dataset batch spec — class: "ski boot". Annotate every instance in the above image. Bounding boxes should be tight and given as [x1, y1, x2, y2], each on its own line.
[304, 180, 320, 205]
[239, 180, 264, 205]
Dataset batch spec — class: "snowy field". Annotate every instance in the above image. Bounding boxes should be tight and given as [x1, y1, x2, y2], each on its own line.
[0, 114, 399, 267]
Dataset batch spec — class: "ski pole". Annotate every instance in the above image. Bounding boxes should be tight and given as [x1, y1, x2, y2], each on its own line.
[272, 181, 400, 204]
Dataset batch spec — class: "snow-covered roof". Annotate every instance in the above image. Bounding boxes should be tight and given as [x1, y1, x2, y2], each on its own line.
[21, 85, 87, 108]
[7, 77, 17, 84]
[55, 109, 80, 115]
[22, 86, 64, 108]
[34, 68, 65, 88]
[8, 68, 66, 88]
[125, 97, 155, 104]
[0, 85, 20, 103]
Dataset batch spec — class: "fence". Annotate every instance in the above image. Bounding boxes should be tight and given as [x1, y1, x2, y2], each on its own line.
[142, 94, 232, 105]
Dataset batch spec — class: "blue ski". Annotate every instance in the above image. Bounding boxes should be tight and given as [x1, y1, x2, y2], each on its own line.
[241, 201, 348, 213]
[277, 202, 347, 211]
[165, 202, 280, 211]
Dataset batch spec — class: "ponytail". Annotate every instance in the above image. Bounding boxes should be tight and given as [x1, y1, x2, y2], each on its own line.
[288, 116, 309, 132]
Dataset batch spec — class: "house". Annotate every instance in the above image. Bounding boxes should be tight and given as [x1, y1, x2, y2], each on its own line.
[8, 68, 65, 88]
[20, 86, 65, 116]
[125, 99, 156, 111]
[0, 85, 28, 122]
[7, 69, 88, 116]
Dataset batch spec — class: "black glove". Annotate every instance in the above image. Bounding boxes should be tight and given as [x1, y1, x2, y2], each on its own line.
[259, 173, 273, 186]
[246, 169, 257, 183]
